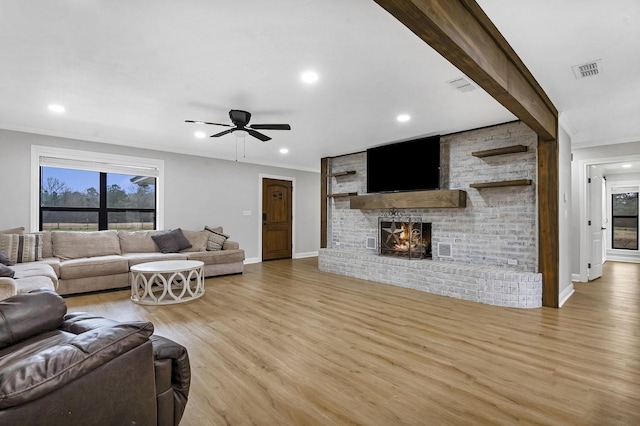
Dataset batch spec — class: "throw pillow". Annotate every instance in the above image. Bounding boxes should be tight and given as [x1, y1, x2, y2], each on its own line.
[204, 226, 229, 251]
[0, 264, 15, 278]
[0, 227, 25, 235]
[0, 250, 13, 266]
[151, 228, 192, 253]
[0, 233, 43, 264]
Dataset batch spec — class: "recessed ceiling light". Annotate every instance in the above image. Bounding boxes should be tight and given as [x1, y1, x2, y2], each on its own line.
[397, 114, 410, 122]
[280, 148, 289, 154]
[301, 71, 319, 84]
[194, 131, 206, 139]
[622, 164, 632, 168]
[48, 104, 66, 113]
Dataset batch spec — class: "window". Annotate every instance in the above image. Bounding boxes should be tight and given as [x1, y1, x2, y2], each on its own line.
[32, 146, 164, 232]
[40, 168, 156, 231]
[611, 192, 638, 250]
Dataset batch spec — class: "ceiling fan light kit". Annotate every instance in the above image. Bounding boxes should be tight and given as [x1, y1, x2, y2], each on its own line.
[185, 109, 291, 142]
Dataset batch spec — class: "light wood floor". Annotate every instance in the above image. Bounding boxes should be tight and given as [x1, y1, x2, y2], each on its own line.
[65, 259, 640, 425]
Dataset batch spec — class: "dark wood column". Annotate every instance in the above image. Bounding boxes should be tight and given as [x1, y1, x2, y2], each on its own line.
[373, 0, 560, 307]
[538, 137, 559, 307]
[320, 157, 329, 248]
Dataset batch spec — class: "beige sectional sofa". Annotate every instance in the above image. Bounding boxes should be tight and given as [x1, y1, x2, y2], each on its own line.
[0, 228, 244, 299]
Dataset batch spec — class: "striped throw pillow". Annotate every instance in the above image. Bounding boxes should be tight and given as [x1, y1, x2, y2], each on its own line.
[0, 233, 43, 264]
[204, 226, 229, 251]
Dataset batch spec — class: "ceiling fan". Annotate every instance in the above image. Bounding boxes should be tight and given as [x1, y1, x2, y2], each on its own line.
[185, 109, 291, 142]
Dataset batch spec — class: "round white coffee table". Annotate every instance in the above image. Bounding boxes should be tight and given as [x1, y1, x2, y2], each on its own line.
[130, 260, 205, 305]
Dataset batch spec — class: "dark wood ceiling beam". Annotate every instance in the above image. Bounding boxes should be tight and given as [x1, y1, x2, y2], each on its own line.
[373, 0, 559, 307]
[373, 0, 557, 141]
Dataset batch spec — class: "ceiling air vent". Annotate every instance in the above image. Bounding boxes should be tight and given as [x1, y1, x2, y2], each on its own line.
[572, 59, 602, 79]
[446, 77, 476, 93]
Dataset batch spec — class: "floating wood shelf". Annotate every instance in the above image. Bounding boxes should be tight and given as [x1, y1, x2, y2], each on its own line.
[469, 179, 532, 189]
[326, 170, 356, 177]
[327, 192, 358, 198]
[349, 190, 466, 209]
[471, 145, 527, 158]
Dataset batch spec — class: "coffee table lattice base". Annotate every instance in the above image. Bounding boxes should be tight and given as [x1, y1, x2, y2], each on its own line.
[130, 260, 205, 305]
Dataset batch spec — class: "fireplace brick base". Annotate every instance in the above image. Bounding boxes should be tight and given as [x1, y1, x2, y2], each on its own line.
[319, 249, 542, 308]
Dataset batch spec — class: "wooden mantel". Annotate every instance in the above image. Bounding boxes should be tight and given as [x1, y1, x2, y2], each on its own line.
[350, 189, 466, 210]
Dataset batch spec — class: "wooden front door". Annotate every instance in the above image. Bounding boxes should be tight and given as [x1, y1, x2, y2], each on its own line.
[262, 178, 292, 261]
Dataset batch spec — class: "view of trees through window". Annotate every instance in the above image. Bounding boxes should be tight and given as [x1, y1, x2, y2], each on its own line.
[611, 192, 638, 250]
[40, 167, 156, 231]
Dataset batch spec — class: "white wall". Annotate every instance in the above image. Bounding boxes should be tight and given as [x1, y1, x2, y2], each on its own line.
[557, 123, 574, 306]
[0, 129, 320, 260]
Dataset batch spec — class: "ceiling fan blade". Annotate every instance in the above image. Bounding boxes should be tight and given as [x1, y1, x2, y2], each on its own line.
[247, 129, 271, 142]
[185, 120, 232, 127]
[210, 128, 235, 138]
[250, 124, 291, 130]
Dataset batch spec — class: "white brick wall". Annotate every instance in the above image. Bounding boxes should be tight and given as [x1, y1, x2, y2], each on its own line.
[319, 249, 542, 308]
[321, 122, 542, 308]
[327, 121, 538, 271]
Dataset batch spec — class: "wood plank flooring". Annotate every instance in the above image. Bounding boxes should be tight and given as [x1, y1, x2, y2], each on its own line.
[65, 259, 640, 425]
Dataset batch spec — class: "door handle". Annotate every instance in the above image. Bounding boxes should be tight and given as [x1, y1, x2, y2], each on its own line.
[262, 213, 267, 224]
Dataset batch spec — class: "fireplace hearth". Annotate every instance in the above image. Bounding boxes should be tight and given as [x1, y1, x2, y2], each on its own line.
[379, 217, 431, 259]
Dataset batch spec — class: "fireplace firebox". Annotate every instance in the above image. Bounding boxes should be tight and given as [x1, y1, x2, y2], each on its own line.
[379, 217, 431, 259]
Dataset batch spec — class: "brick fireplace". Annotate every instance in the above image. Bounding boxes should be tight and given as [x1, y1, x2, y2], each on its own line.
[319, 121, 543, 308]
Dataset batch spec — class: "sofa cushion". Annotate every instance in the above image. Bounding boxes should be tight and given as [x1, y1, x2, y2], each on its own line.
[152, 229, 192, 253]
[0, 227, 25, 235]
[204, 226, 229, 251]
[180, 230, 209, 252]
[52, 231, 121, 260]
[40, 231, 53, 258]
[0, 234, 43, 264]
[222, 240, 240, 250]
[59, 255, 129, 280]
[5, 275, 56, 296]
[11, 262, 58, 283]
[186, 249, 245, 265]
[121, 252, 187, 268]
[0, 291, 67, 349]
[0, 264, 14, 278]
[38, 257, 61, 278]
[118, 230, 162, 254]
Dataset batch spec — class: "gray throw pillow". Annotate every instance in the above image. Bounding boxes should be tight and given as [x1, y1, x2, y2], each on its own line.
[0, 251, 13, 266]
[151, 228, 192, 253]
[0, 264, 15, 278]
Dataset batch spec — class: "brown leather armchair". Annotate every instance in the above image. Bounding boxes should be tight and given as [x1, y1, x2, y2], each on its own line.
[0, 290, 190, 425]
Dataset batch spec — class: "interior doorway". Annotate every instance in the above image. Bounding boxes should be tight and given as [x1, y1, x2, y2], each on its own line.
[587, 166, 605, 280]
[578, 156, 640, 282]
[261, 177, 293, 261]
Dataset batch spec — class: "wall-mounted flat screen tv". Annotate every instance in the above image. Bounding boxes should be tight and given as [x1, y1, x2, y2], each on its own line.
[366, 135, 440, 193]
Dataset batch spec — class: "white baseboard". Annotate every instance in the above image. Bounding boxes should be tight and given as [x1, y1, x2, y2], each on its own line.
[559, 283, 575, 307]
[605, 252, 640, 264]
[244, 253, 318, 264]
[571, 273, 583, 283]
[294, 251, 319, 259]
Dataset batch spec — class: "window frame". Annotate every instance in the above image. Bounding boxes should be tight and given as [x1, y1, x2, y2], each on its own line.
[31, 146, 164, 232]
[610, 191, 639, 251]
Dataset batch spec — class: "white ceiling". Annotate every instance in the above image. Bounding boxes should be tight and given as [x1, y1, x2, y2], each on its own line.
[1, 1, 638, 172]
